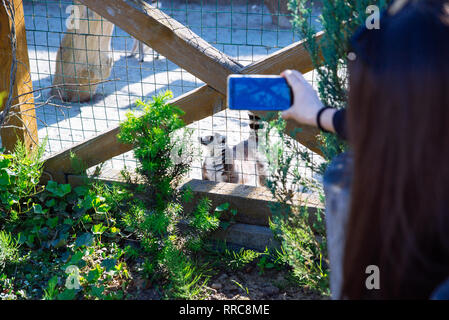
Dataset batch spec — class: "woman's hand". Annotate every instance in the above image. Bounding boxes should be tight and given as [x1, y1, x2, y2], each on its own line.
[281, 70, 335, 131]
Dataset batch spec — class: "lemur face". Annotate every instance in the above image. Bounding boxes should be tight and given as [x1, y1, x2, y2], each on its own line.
[199, 133, 226, 146]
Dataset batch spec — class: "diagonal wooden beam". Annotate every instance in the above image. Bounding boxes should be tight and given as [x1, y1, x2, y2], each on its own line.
[76, 0, 242, 94]
[42, 32, 324, 183]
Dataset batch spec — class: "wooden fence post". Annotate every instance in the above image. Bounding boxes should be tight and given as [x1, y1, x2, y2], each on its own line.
[0, 0, 38, 152]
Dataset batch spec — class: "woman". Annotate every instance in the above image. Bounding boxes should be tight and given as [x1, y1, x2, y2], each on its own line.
[281, 0, 449, 299]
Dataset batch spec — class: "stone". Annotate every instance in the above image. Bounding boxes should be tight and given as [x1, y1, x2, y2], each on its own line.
[262, 285, 280, 296]
[211, 282, 222, 290]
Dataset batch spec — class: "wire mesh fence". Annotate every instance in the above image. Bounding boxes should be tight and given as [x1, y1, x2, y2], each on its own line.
[22, 0, 323, 187]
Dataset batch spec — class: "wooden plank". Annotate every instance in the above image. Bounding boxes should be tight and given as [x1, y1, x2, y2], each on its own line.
[77, 0, 242, 94]
[181, 179, 323, 227]
[0, 0, 38, 152]
[66, 173, 323, 228]
[42, 34, 323, 183]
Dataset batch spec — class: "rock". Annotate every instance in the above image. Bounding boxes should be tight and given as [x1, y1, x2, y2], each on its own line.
[276, 274, 284, 282]
[217, 273, 228, 282]
[262, 285, 280, 296]
[211, 282, 223, 290]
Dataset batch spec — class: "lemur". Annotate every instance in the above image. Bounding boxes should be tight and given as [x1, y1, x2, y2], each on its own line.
[127, 0, 160, 62]
[199, 113, 268, 187]
[199, 132, 238, 184]
[128, 40, 159, 62]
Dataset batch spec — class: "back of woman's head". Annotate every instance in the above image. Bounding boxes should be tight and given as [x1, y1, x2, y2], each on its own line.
[342, 0, 449, 299]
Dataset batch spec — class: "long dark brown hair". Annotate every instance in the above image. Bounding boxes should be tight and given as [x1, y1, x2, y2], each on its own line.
[342, 0, 449, 299]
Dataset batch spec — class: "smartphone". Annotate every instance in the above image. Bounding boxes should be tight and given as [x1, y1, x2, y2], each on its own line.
[227, 75, 292, 111]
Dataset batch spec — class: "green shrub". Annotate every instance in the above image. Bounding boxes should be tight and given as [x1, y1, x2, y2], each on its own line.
[0, 231, 20, 272]
[118, 90, 193, 207]
[262, 117, 329, 293]
[117, 91, 223, 299]
[0, 141, 133, 299]
[0, 139, 46, 221]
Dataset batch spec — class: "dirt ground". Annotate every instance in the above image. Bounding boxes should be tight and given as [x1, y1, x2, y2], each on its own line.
[129, 255, 328, 300]
[203, 267, 327, 300]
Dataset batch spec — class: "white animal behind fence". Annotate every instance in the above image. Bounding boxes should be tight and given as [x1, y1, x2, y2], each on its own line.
[51, 2, 114, 102]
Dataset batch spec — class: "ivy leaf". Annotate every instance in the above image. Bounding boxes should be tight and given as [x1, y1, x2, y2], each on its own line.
[63, 218, 73, 226]
[86, 266, 102, 283]
[0, 170, 10, 186]
[81, 195, 94, 210]
[90, 286, 105, 299]
[59, 184, 71, 197]
[101, 258, 117, 272]
[109, 227, 120, 234]
[96, 203, 110, 213]
[92, 224, 107, 235]
[74, 185, 89, 197]
[46, 181, 59, 195]
[83, 216, 94, 226]
[46, 217, 59, 229]
[75, 232, 94, 248]
[45, 198, 56, 208]
[33, 204, 47, 215]
[66, 251, 85, 268]
[57, 289, 77, 300]
[215, 202, 230, 212]
[51, 234, 67, 249]
[46, 181, 71, 198]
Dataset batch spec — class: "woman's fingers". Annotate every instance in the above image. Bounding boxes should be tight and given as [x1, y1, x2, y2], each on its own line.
[281, 70, 301, 120]
[290, 70, 306, 82]
[280, 69, 324, 127]
[281, 108, 292, 120]
[282, 69, 302, 92]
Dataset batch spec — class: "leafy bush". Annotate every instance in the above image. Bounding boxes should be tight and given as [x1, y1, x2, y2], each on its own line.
[0, 231, 20, 273]
[0, 138, 135, 299]
[0, 140, 46, 221]
[118, 90, 194, 206]
[262, 117, 329, 293]
[117, 91, 223, 298]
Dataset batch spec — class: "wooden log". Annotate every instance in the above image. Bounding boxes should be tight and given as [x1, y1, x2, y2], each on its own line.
[0, 0, 38, 152]
[42, 33, 323, 183]
[76, 0, 243, 94]
[65, 173, 323, 228]
[51, 2, 114, 102]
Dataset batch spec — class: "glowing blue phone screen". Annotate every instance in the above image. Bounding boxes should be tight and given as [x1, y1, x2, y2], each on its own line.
[228, 76, 292, 111]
